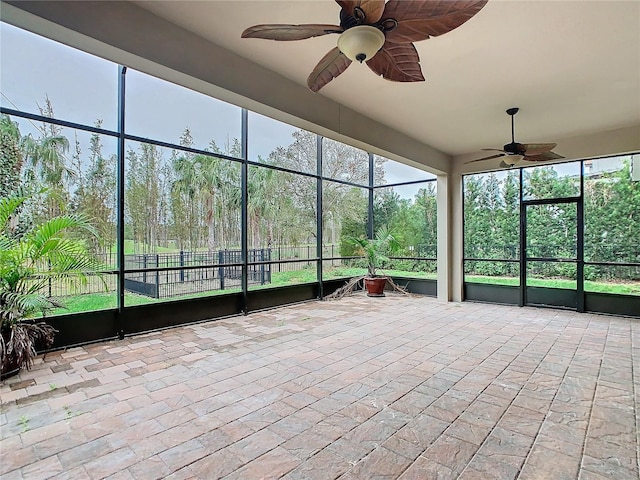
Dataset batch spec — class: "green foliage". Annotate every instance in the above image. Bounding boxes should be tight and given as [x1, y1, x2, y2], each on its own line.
[339, 217, 367, 257]
[371, 184, 437, 260]
[0, 190, 104, 373]
[524, 166, 580, 200]
[73, 121, 116, 254]
[464, 171, 521, 260]
[0, 115, 23, 198]
[464, 160, 640, 287]
[584, 160, 640, 265]
[19, 415, 29, 432]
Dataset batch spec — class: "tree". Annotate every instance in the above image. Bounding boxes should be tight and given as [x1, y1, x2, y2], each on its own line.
[248, 166, 278, 248]
[584, 159, 640, 279]
[338, 188, 368, 257]
[373, 189, 400, 233]
[22, 97, 74, 220]
[253, 130, 365, 249]
[170, 129, 199, 251]
[73, 121, 116, 255]
[463, 174, 486, 259]
[413, 183, 437, 254]
[125, 143, 161, 252]
[171, 134, 242, 252]
[0, 115, 23, 198]
[499, 171, 519, 259]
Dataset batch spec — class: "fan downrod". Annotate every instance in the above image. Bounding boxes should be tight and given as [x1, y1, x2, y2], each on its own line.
[505, 107, 520, 149]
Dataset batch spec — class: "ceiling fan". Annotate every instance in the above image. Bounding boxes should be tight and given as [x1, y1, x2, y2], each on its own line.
[242, 0, 488, 92]
[467, 108, 565, 168]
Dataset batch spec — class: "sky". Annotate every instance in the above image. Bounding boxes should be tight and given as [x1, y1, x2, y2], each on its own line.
[1, 21, 439, 199]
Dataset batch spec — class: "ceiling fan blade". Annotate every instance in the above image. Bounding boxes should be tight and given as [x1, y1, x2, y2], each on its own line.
[481, 148, 507, 152]
[242, 24, 343, 41]
[336, 0, 386, 23]
[307, 47, 352, 93]
[465, 153, 505, 164]
[366, 42, 425, 82]
[521, 143, 557, 155]
[522, 151, 565, 163]
[382, 0, 488, 43]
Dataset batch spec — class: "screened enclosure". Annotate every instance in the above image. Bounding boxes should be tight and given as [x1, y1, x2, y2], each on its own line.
[463, 157, 640, 315]
[2, 21, 638, 351]
[0, 22, 438, 348]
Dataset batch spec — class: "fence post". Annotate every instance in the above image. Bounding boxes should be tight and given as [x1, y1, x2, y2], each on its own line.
[166, 253, 170, 292]
[260, 249, 266, 285]
[278, 246, 282, 273]
[179, 250, 184, 282]
[154, 254, 159, 298]
[218, 250, 225, 290]
[267, 248, 272, 283]
[332, 244, 335, 266]
[143, 255, 147, 283]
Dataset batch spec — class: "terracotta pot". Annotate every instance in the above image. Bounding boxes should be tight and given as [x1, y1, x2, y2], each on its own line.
[364, 277, 387, 297]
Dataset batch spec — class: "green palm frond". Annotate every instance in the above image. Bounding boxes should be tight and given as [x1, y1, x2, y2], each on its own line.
[28, 214, 97, 253]
[346, 225, 401, 277]
[1, 190, 104, 327]
[1, 291, 58, 321]
[0, 194, 28, 232]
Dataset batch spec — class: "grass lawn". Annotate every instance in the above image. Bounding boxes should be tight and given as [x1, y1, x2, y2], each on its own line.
[465, 275, 640, 295]
[50, 288, 242, 315]
[51, 291, 169, 314]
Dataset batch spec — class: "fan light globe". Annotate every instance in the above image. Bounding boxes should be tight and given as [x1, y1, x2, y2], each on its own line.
[337, 26, 385, 63]
[504, 155, 524, 166]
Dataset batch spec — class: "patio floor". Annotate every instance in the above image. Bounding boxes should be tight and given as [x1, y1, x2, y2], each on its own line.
[1, 294, 638, 479]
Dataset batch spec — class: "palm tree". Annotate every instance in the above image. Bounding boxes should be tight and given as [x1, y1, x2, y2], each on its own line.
[173, 153, 240, 252]
[0, 190, 103, 377]
[21, 125, 73, 221]
[248, 166, 278, 248]
[171, 153, 200, 251]
[198, 155, 223, 252]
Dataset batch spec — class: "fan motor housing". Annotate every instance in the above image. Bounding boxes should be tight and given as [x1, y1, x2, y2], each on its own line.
[503, 142, 525, 155]
[340, 10, 359, 29]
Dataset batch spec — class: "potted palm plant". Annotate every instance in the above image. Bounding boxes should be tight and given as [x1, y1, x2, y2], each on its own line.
[328, 226, 402, 299]
[348, 226, 400, 296]
[0, 190, 102, 379]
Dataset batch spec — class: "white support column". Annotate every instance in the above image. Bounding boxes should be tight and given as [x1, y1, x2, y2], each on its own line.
[437, 173, 464, 302]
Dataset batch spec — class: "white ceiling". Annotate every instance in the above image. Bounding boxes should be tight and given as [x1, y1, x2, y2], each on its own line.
[134, 0, 640, 159]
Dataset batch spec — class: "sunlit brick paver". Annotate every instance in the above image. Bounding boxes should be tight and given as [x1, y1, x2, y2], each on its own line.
[1, 295, 638, 479]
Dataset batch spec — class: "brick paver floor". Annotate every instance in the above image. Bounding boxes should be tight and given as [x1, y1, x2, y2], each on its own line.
[1, 294, 638, 479]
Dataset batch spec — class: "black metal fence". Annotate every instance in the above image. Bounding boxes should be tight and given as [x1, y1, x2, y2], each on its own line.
[39, 245, 328, 299]
[124, 249, 272, 299]
[464, 243, 640, 281]
[465, 243, 640, 263]
[39, 243, 441, 299]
